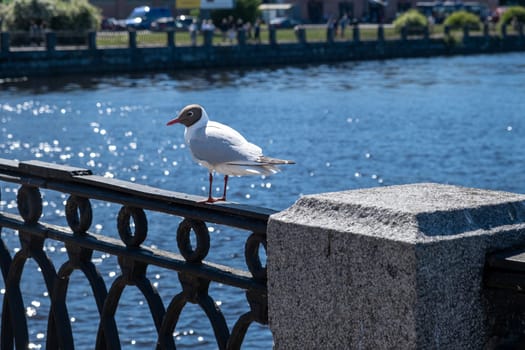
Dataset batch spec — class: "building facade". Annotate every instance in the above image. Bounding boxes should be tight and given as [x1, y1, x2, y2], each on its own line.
[289, 0, 499, 23]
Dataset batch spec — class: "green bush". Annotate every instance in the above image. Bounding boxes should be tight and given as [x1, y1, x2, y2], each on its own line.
[1, 0, 100, 31]
[498, 6, 525, 26]
[443, 10, 481, 30]
[393, 10, 428, 33]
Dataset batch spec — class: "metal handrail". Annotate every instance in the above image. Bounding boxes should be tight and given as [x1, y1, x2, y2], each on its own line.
[0, 158, 272, 349]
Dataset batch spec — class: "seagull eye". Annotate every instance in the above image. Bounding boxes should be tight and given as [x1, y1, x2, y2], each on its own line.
[187, 111, 194, 117]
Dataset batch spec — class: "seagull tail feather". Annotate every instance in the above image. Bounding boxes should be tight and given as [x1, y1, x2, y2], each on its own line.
[257, 156, 296, 165]
[220, 157, 294, 176]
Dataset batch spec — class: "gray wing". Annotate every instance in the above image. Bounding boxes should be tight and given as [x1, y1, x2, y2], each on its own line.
[189, 124, 263, 165]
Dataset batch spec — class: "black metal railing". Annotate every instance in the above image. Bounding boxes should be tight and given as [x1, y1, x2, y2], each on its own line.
[0, 158, 273, 349]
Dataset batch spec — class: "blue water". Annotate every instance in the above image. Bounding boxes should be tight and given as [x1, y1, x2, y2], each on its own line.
[1, 52, 524, 348]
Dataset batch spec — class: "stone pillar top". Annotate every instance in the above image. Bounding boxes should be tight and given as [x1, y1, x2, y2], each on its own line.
[272, 183, 525, 243]
[267, 183, 525, 349]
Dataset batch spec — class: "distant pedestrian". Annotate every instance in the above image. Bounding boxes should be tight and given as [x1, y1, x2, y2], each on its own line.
[202, 19, 215, 32]
[220, 18, 228, 42]
[340, 14, 348, 38]
[189, 19, 198, 46]
[29, 20, 43, 46]
[245, 21, 252, 40]
[228, 21, 237, 44]
[333, 17, 339, 37]
[327, 16, 337, 40]
[201, 19, 215, 45]
[254, 18, 261, 43]
[427, 15, 435, 33]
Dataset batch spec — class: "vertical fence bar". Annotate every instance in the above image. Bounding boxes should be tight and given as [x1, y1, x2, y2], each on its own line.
[377, 24, 384, 42]
[269, 26, 277, 46]
[353, 23, 360, 43]
[423, 26, 429, 41]
[203, 29, 213, 47]
[237, 28, 246, 46]
[326, 26, 334, 43]
[1, 32, 9, 53]
[167, 30, 175, 48]
[46, 32, 56, 52]
[88, 31, 97, 50]
[463, 25, 470, 43]
[295, 26, 306, 44]
[128, 31, 137, 49]
[401, 26, 407, 41]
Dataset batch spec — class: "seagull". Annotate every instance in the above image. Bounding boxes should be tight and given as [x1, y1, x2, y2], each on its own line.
[166, 104, 295, 203]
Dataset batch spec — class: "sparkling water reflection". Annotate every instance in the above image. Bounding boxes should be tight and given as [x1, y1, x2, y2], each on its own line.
[1, 53, 525, 348]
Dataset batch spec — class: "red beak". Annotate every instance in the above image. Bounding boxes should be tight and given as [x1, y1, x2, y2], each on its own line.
[166, 117, 180, 126]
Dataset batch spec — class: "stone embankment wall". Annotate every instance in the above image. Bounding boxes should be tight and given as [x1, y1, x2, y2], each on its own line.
[0, 29, 524, 78]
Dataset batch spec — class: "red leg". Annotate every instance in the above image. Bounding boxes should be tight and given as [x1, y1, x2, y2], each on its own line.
[200, 173, 228, 204]
[220, 175, 229, 201]
[199, 172, 215, 203]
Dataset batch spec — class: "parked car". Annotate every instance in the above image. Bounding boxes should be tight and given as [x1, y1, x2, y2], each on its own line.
[150, 17, 175, 31]
[101, 17, 120, 31]
[269, 17, 301, 29]
[125, 6, 172, 30]
[150, 15, 196, 32]
[175, 15, 196, 31]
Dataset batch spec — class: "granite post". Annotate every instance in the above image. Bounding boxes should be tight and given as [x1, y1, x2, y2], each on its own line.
[267, 183, 525, 349]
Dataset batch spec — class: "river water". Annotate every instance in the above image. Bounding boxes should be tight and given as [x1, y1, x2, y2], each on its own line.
[0, 52, 524, 348]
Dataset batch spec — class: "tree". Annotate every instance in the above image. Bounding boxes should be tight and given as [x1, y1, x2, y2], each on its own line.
[210, 0, 261, 25]
[1, 0, 100, 31]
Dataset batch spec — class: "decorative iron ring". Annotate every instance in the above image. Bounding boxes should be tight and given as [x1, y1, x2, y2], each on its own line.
[176, 218, 209, 263]
[117, 206, 148, 247]
[17, 185, 42, 224]
[65, 195, 92, 235]
[245, 232, 267, 281]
